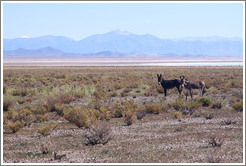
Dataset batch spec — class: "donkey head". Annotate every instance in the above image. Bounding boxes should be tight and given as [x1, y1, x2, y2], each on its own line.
[180, 76, 186, 88]
[157, 74, 163, 85]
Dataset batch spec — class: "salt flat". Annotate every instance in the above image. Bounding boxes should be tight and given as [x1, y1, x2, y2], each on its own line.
[3, 56, 243, 66]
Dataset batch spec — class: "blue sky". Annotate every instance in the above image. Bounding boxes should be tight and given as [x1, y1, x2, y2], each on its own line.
[2, 2, 244, 40]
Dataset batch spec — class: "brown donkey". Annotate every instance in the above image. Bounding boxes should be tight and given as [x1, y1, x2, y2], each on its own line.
[180, 76, 205, 100]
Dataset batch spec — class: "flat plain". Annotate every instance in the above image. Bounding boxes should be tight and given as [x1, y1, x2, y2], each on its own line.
[2, 66, 243, 163]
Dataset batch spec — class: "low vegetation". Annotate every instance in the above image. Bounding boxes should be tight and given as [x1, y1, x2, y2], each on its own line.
[3, 66, 243, 163]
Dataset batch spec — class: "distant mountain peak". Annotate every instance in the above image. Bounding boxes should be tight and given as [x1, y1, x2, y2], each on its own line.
[109, 29, 132, 35]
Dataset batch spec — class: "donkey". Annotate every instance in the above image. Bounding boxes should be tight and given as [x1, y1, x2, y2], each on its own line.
[157, 74, 184, 97]
[180, 76, 205, 100]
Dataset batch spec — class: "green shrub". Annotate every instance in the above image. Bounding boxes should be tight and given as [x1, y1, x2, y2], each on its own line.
[232, 99, 243, 112]
[3, 95, 14, 111]
[8, 121, 23, 133]
[199, 97, 213, 107]
[171, 98, 185, 111]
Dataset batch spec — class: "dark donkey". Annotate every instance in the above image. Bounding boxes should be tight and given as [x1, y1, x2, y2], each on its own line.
[157, 74, 184, 96]
[180, 76, 205, 100]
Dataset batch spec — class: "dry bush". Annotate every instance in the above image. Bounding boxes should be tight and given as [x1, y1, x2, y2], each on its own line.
[136, 108, 147, 120]
[7, 108, 21, 122]
[17, 97, 26, 104]
[124, 110, 136, 126]
[120, 91, 128, 97]
[36, 114, 49, 122]
[208, 136, 224, 147]
[205, 113, 214, 120]
[123, 87, 132, 93]
[111, 100, 137, 118]
[173, 111, 182, 121]
[84, 122, 112, 146]
[99, 106, 111, 120]
[63, 107, 98, 128]
[8, 120, 23, 133]
[145, 103, 162, 114]
[212, 100, 222, 109]
[37, 122, 58, 136]
[221, 119, 237, 125]
[232, 99, 243, 112]
[12, 88, 28, 96]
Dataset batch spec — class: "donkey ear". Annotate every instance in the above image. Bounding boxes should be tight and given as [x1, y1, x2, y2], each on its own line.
[180, 76, 182, 79]
[160, 74, 162, 77]
[157, 74, 159, 77]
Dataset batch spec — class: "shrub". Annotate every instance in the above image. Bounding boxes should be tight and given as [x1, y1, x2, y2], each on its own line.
[123, 88, 131, 93]
[199, 97, 213, 107]
[7, 108, 20, 121]
[89, 98, 104, 110]
[232, 99, 243, 112]
[111, 100, 137, 118]
[121, 91, 128, 97]
[145, 103, 162, 114]
[173, 111, 182, 121]
[136, 109, 147, 120]
[8, 121, 23, 133]
[12, 88, 28, 96]
[54, 103, 65, 116]
[3, 95, 14, 111]
[37, 122, 58, 136]
[124, 110, 136, 126]
[212, 100, 222, 109]
[84, 122, 112, 145]
[171, 98, 201, 114]
[37, 114, 49, 122]
[17, 97, 26, 104]
[205, 113, 214, 120]
[171, 98, 186, 111]
[99, 106, 111, 120]
[63, 107, 98, 128]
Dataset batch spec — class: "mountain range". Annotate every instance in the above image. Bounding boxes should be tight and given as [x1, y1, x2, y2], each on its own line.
[3, 30, 243, 57]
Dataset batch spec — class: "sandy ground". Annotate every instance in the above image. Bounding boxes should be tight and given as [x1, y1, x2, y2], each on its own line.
[3, 56, 243, 66]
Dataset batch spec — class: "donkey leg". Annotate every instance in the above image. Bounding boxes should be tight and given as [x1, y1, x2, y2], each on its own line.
[190, 90, 193, 100]
[177, 86, 181, 95]
[185, 91, 188, 100]
[164, 88, 167, 96]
